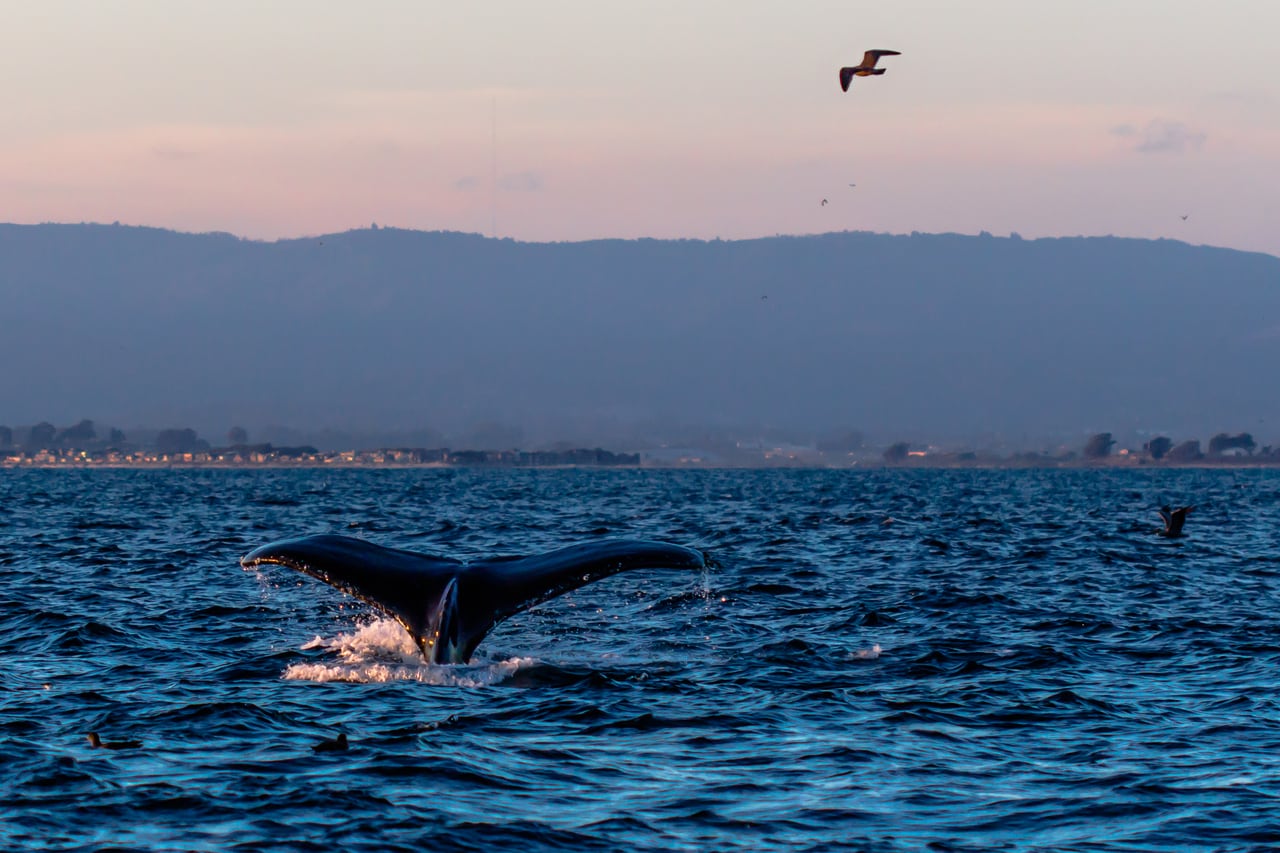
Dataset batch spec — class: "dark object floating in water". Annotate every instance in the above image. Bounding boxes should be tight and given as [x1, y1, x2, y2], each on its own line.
[1158, 505, 1194, 538]
[240, 534, 708, 664]
[313, 733, 348, 752]
[840, 50, 901, 91]
[87, 732, 142, 750]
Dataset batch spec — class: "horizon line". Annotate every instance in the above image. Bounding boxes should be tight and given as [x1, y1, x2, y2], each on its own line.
[0, 219, 1260, 257]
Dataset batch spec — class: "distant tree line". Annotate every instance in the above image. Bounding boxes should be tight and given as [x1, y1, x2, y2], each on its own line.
[5, 418, 1277, 467]
[1135, 431, 1264, 461]
[876, 430, 1277, 465]
[1058, 431, 1272, 462]
[0, 419, 241, 453]
[0, 419, 636, 466]
[0, 419, 128, 452]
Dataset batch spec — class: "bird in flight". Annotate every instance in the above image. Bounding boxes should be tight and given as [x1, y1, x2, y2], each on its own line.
[1180, 215, 1189, 221]
[821, 198, 829, 206]
[840, 50, 901, 92]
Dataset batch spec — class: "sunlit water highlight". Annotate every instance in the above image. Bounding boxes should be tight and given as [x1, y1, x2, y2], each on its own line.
[3, 467, 1280, 851]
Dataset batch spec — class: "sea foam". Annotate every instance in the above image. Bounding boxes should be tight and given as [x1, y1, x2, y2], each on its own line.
[283, 618, 534, 686]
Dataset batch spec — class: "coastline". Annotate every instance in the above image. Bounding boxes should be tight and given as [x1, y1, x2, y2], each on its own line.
[5, 455, 1279, 471]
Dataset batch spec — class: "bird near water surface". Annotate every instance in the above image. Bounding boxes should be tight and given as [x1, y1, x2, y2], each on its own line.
[313, 733, 349, 752]
[87, 732, 142, 750]
[840, 50, 901, 91]
[1158, 505, 1194, 538]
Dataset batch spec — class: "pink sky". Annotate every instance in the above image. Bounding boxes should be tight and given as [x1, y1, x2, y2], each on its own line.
[3, 1, 1277, 255]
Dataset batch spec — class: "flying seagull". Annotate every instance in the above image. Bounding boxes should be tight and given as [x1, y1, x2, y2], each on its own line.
[821, 198, 829, 206]
[840, 50, 901, 92]
[1180, 215, 1189, 221]
[1157, 505, 1194, 538]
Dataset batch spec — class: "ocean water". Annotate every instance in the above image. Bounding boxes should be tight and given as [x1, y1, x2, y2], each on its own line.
[3, 467, 1280, 851]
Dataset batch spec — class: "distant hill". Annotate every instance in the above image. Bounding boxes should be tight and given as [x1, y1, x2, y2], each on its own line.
[2, 223, 1277, 451]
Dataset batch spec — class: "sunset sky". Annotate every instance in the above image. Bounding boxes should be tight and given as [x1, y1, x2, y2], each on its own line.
[3, 0, 1278, 254]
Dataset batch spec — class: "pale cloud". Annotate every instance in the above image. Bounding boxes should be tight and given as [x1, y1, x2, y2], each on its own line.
[1112, 119, 1207, 154]
[498, 171, 544, 192]
[151, 145, 199, 160]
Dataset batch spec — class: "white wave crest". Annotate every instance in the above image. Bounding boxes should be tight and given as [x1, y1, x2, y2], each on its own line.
[282, 618, 535, 686]
[849, 643, 882, 660]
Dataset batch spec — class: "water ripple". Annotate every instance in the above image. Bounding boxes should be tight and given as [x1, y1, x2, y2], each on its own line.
[3, 468, 1280, 850]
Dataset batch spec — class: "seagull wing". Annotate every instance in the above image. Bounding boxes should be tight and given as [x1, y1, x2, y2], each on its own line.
[862, 49, 901, 67]
[839, 67, 855, 91]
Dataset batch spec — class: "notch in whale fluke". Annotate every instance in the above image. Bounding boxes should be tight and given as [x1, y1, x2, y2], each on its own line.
[240, 534, 709, 664]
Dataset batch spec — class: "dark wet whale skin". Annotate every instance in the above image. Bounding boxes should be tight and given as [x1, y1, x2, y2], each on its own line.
[241, 534, 708, 663]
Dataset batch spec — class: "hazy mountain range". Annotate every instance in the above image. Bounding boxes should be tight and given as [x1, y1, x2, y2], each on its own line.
[3, 223, 1278, 452]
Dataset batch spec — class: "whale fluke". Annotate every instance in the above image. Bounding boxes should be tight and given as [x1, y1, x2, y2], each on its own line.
[1157, 505, 1193, 538]
[840, 49, 901, 91]
[240, 534, 708, 664]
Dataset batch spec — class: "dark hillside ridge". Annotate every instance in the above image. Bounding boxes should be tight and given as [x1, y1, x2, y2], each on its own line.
[2, 223, 1277, 449]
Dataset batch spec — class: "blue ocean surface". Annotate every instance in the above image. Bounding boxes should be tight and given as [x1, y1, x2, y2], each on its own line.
[3, 467, 1280, 851]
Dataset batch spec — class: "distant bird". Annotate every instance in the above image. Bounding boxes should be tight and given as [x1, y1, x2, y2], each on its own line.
[87, 732, 142, 750]
[1180, 215, 1189, 221]
[821, 198, 829, 206]
[312, 733, 349, 753]
[848, 183, 857, 187]
[1157, 505, 1194, 538]
[840, 50, 901, 92]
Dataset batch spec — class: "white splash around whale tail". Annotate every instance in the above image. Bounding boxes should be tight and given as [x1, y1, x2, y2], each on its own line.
[284, 618, 535, 685]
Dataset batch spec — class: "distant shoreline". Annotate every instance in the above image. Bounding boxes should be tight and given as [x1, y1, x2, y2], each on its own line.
[4, 456, 1280, 471]
[4, 436, 1277, 471]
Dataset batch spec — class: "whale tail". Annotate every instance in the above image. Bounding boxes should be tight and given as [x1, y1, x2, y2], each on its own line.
[241, 535, 708, 663]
